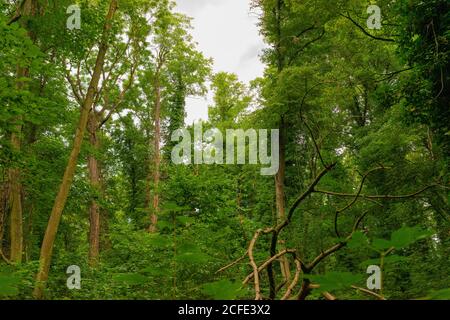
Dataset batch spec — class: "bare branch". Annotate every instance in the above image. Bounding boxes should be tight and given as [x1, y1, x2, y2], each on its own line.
[314, 184, 442, 200]
[0, 249, 12, 265]
[216, 251, 248, 274]
[243, 249, 297, 284]
[339, 13, 396, 42]
[281, 259, 302, 300]
[351, 285, 386, 300]
[247, 230, 263, 300]
[334, 167, 387, 237]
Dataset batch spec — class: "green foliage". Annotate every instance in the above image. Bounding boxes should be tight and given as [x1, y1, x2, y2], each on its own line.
[305, 272, 363, 293]
[202, 280, 246, 300]
[0, 0, 448, 301]
[0, 270, 21, 296]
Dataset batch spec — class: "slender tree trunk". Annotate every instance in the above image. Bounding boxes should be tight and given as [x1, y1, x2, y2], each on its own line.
[144, 118, 152, 212]
[148, 72, 161, 233]
[33, 0, 118, 299]
[7, 0, 37, 263]
[88, 113, 101, 266]
[8, 126, 23, 263]
[275, 120, 291, 282]
[0, 179, 8, 255]
[268, 0, 290, 297]
[275, 119, 286, 223]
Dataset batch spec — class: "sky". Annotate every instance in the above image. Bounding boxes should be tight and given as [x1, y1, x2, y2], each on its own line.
[174, 0, 266, 124]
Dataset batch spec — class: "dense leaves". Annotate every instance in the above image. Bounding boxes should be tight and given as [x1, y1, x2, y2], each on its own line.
[0, 0, 448, 300]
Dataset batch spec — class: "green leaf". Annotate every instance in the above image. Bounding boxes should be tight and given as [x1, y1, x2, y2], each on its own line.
[426, 288, 450, 300]
[147, 234, 172, 247]
[0, 273, 20, 296]
[390, 226, 432, 249]
[175, 251, 210, 264]
[177, 216, 195, 225]
[156, 220, 172, 230]
[202, 279, 245, 300]
[113, 273, 148, 285]
[140, 266, 167, 277]
[161, 202, 189, 214]
[372, 238, 393, 251]
[304, 272, 363, 292]
[360, 255, 408, 267]
[347, 231, 368, 249]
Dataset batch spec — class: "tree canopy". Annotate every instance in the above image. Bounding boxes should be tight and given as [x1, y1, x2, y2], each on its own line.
[0, 0, 448, 300]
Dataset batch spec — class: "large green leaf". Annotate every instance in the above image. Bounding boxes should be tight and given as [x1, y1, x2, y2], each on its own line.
[360, 255, 408, 267]
[372, 238, 393, 251]
[202, 279, 245, 300]
[390, 226, 432, 249]
[304, 272, 363, 292]
[347, 231, 368, 249]
[0, 273, 21, 296]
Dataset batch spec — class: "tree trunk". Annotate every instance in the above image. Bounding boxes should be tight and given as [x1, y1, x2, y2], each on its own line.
[0, 180, 8, 256]
[275, 119, 286, 224]
[8, 109, 24, 263]
[148, 72, 161, 233]
[88, 113, 101, 266]
[275, 119, 291, 283]
[33, 0, 118, 299]
[269, 0, 291, 295]
[8, 0, 37, 264]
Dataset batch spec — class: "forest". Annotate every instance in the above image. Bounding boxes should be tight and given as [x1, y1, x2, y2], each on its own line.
[0, 0, 449, 300]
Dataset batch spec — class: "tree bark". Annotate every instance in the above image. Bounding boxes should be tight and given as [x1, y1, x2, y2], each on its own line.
[33, 0, 118, 299]
[8, 0, 36, 262]
[0, 179, 8, 256]
[148, 72, 161, 233]
[88, 113, 101, 266]
[274, 119, 291, 283]
[268, 0, 291, 297]
[8, 116, 24, 263]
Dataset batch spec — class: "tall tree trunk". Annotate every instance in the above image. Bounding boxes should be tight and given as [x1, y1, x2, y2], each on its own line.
[9, 67, 30, 264]
[8, 0, 42, 265]
[88, 113, 101, 266]
[275, 119, 291, 282]
[8, 0, 36, 262]
[148, 73, 161, 233]
[33, 0, 118, 299]
[267, 0, 290, 298]
[0, 179, 8, 257]
[275, 119, 286, 224]
[8, 117, 23, 263]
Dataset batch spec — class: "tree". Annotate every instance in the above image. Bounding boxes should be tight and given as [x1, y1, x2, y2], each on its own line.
[33, 0, 119, 298]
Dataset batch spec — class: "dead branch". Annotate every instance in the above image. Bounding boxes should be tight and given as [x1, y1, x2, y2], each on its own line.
[247, 229, 263, 300]
[339, 12, 396, 42]
[281, 259, 302, 300]
[314, 184, 442, 200]
[216, 251, 248, 274]
[351, 285, 386, 300]
[243, 249, 297, 284]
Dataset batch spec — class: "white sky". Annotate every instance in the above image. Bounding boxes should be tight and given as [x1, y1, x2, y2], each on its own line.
[174, 0, 266, 124]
